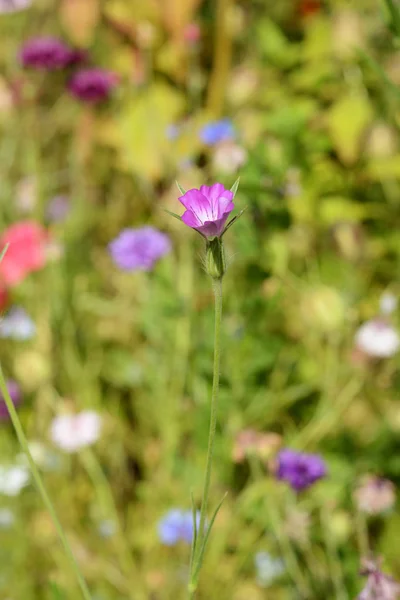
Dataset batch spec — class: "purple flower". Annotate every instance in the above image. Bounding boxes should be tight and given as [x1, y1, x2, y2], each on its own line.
[109, 226, 171, 271]
[68, 68, 118, 103]
[276, 449, 327, 492]
[0, 380, 21, 421]
[200, 119, 235, 146]
[158, 509, 200, 546]
[19, 37, 76, 70]
[179, 183, 234, 238]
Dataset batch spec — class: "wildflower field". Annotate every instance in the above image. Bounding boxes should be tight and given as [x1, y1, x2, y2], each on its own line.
[1, 0, 400, 598]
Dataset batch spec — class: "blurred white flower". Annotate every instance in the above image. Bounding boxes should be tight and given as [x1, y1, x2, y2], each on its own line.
[355, 319, 400, 358]
[98, 519, 117, 538]
[50, 411, 102, 453]
[0, 508, 14, 528]
[0, 306, 36, 340]
[18, 440, 60, 471]
[212, 140, 247, 174]
[380, 293, 397, 316]
[254, 551, 285, 588]
[0, 0, 32, 13]
[0, 465, 30, 496]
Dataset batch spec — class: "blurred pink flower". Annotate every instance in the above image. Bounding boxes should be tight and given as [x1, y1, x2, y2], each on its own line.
[232, 429, 282, 463]
[0, 221, 48, 287]
[68, 68, 118, 103]
[50, 411, 101, 453]
[0, 0, 31, 14]
[354, 476, 396, 515]
[184, 23, 201, 44]
[212, 141, 247, 174]
[358, 558, 400, 600]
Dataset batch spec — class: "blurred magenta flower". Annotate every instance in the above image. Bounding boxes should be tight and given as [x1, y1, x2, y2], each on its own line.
[109, 226, 171, 271]
[355, 319, 400, 358]
[158, 509, 201, 546]
[0, 0, 31, 14]
[19, 37, 77, 70]
[0, 380, 21, 421]
[0, 306, 36, 340]
[179, 183, 234, 238]
[358, 558, 400, 600]
[276, 448, 327, 492]
[200, 118, 235, 145]
[68, 68, 118, 103]
[50, 411, 101, 453]
[0, 221, 48, 287]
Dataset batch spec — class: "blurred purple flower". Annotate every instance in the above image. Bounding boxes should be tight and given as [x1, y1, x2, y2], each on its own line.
[109, 226, 171, 271]
[68, 68, 118, 103]
[0, 306, 36, 340]
[276, 448, 327, 492]
[358, 558, 400, 600]
[0, 380, 21, 421]
[0, 0, 31, 14]
[19, 37, 77, 70]
[158, 509, 200, 546]
[200, 119, 235, 146]
[178, 183, 234, 238]
[46, 196, 70, 222]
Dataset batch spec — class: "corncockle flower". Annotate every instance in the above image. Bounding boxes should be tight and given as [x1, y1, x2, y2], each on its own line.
[380, 292, 397, 316]
[158, 509, 201, 546]
[276, 448, 327, 492]
[212, 141, 247, 174]
[109, 226, 171, 271]
[0, 0, 32, 13]
[179, 183, 234, 239]
[0, 464, 30, 496]
[0, 306, 36, 340]
[46, 196, 70, 222]
[358, 558, 400, 600]
[0, 380, 21, 421]
[19, 37, 77, 70]
[354, 476, 396, 515]
[355, 319, 400, 358]
[68, 68, 118, 103]
[254, 552, 285, 588]
[200, 119, 235, 146]
[50, 411, 101, 453]
[0, 221, 48, 287]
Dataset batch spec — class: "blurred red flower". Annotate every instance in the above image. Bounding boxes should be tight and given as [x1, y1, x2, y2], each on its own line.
[299, 0, 321, 17]
[0, 221, 47, 287]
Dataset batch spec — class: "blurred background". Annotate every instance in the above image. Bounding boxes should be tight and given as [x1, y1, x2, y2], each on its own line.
[1, 0, 400, 598]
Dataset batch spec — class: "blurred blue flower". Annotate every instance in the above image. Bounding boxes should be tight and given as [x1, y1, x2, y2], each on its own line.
[109, 226, 171, 272]
[0, 307, 36, 340]
[158, 509, 200, 546]
[254, 552, 285, 587]
[200, 119, 235, 145]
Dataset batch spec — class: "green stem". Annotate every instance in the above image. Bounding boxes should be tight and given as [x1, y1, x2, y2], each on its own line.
[0, 366, 92, 600]
[189, 277, 223, 596]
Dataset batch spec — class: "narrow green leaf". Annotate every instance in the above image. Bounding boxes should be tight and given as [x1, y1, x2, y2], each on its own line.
[189, 491, 198, 575]
[193, 493, 228, 581]
[230, 177, 240, 198]
[357, 48, 400, 99]
[384, 0, 400, 37]
[0, 243, 9, 264]
[176, 180, 187, 195]
[163, 207, 182, 221]
[221, 207, 248, 236]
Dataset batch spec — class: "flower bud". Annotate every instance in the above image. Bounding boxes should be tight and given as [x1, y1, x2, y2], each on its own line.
[205, 237, 226, 279]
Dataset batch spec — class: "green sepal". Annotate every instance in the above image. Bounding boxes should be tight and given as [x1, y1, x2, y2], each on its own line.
[230, 177, 240, 198]
[0, 243, 9, 263]
[176, 181, 187, 195]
